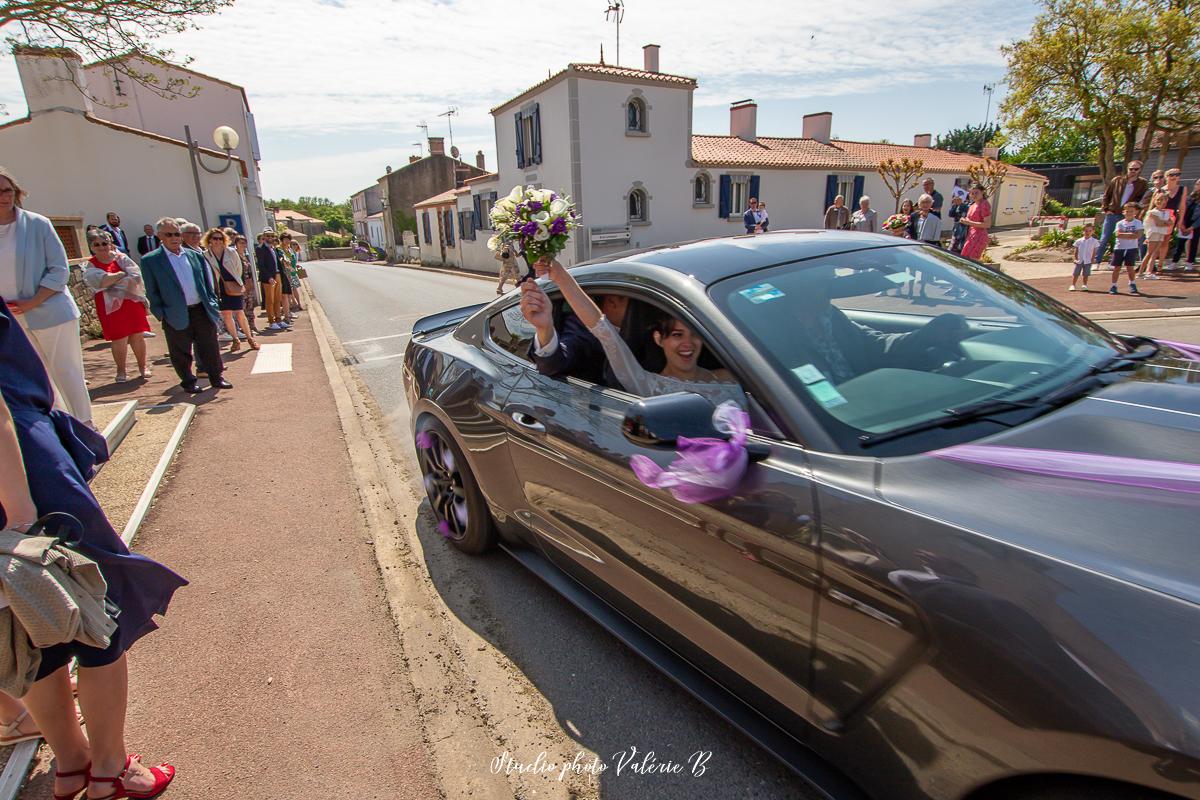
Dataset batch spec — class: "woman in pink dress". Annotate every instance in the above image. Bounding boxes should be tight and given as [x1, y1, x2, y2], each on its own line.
[959, 183, 992, 260]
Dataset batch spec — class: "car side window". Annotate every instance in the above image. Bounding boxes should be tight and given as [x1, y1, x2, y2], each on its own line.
[487, 303, 536, 361]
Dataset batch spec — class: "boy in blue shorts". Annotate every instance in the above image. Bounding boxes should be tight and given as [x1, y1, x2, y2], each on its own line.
[1109, 202, 1143, 295]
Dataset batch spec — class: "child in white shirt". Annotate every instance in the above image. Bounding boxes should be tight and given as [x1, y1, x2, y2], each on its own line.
[1070, 223, 1099, 292]
[1139, 190, 1173, 279]
[1110, 202, 1144, 295]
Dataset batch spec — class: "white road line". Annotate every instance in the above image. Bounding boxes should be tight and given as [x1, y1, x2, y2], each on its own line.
[358, 351, 408, 363]
[251, 343, 293, 373]
[343, 331, 413, 346]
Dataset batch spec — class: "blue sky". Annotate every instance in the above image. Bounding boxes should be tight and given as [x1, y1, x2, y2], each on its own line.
[0, 0, 1041, 201]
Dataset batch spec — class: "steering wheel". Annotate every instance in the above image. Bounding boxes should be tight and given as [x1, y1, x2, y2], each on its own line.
[922, 313, 976, 372]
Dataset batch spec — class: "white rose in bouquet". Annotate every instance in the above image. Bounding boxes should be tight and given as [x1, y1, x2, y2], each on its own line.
[534, 224, 551, 242]
[532, 210, 550, 224]
[487, 234, 502, 252]
[549, 198, 570, 216]
[507, 186, 525, 203]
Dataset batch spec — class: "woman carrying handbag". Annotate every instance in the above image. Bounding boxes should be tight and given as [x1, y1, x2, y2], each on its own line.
[202, 229, 257, 352]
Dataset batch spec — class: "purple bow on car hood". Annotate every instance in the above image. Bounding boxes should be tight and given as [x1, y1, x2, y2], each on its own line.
[933, 445, 1200, 495]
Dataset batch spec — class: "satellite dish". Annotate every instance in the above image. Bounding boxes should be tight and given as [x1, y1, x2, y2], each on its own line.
[450, 145, 460, 159]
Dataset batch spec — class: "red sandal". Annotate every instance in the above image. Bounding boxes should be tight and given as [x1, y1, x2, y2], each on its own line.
[89, 754, 175, 799]
[53, 762, 89, 800]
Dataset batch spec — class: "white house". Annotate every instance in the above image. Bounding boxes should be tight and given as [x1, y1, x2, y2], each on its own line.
[442, 45, 1046, 274]
[0, 47, 265, 264]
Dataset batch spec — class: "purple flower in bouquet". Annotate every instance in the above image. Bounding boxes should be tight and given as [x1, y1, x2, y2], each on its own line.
[487, 185, 581, 264]
[629, 403, 751, 504]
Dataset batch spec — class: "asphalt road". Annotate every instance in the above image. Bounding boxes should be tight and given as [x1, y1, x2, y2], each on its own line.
[304, 258, 1200, 800]
[305, 259, 814, 800]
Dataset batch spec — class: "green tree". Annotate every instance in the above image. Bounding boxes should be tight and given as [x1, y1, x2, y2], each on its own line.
[268, 196, 354, 234]
[1001, 0, 1200, 185]
[934, 123, 1002, 155]
[1002, 125, 1104, 163]
[1, 0, 232, 105]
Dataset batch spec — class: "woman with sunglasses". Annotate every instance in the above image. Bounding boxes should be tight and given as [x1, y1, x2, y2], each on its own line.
[82, 231, 152, 382]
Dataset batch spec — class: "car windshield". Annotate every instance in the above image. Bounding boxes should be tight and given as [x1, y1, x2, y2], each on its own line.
[712, 244, 1126, 452]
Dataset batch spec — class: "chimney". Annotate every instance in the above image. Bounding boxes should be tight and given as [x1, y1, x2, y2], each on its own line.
[428, 137, 445, 156]
[913, 133, 932, 148]
[643, 44, 660, 73]
[729, 100, 757, 142]
[15, 46, 93, 115]
[475, 150, 486, 170]
[802, 112, 832, 144]
[408, 155, 420, 164]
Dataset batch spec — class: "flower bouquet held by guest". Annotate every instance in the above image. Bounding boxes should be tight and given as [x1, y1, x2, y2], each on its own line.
[959, 184, 992, 260]
[488, 185, 581, 284]
[81, 231, 151, 382]
[882, 213, 910, 237]
[0, 300, 185, 800]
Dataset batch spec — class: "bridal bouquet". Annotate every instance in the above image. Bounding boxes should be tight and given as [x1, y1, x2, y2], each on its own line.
[487, 185, 580, 266]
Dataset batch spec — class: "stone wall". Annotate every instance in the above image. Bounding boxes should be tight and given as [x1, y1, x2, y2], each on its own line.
[67, 263, 102, 339]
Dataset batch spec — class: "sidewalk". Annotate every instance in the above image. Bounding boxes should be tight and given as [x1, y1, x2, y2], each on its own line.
[24, 302, 441, 799]
[997, 256, 1200, 316]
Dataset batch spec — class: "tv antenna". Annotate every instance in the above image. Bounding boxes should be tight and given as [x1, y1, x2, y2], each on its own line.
[416, 120, 429, 143]
[412, 141, 423, 157]
[438, 106, 459, 150]
[605, 1, 624, 66]
[982, 84, 996, 130]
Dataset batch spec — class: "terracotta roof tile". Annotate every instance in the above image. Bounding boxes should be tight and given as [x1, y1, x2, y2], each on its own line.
[691, 135, 1044, 180]
[274, 209, 322, 222]
[492, 62, 696, 114]
[413, 188, 460, 208]
[464, 172, 500, 186]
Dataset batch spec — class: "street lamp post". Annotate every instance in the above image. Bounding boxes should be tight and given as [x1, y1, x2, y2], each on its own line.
[185, 124, 260, 285]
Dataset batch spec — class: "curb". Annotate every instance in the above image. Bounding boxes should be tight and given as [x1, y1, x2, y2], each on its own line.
[100, 399, 138, 455]
[0, 741, 38, 800]
[120, 403, 196, 546]
[1084, 306, 1200, 321]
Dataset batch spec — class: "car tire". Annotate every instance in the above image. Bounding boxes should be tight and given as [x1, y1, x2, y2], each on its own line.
[415, 416, 496, 555]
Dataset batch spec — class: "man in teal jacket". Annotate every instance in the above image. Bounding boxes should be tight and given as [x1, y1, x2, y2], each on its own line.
[140, 217, 231, 393]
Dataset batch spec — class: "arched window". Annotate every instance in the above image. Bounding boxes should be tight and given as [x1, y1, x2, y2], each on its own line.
[694, 173, 711, 205]
[628, 188, 647, 222]
[627, 98, 646, 132]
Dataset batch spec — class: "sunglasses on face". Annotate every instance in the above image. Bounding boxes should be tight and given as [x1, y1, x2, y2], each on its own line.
[160, 231, 182, 238]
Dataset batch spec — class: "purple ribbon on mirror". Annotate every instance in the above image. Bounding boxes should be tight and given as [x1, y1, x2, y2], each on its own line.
[1156, 339, 1200, 361]
[631, 402, 752, 504]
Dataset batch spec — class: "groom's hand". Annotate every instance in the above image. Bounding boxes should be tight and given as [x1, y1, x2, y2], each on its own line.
[520, 281, 554, 333]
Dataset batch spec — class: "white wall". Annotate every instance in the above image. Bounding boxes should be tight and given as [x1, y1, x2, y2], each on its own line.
[367, 217, 385, 249]
[83, 57, 268, 235]
[0, 110, 250, 248]
[417, 204, 457, 266]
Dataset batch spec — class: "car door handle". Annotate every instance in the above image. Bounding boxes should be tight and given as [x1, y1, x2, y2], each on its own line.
[510, 411, 546, 433]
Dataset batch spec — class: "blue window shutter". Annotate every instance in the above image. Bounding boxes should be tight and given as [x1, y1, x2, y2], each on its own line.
[852, 175, 865, 208]
[824, 175, 838, 209]
[473, 195, 482, 230]
[422, 211, 431, 244]
[515, 112, 525, 169]
[532, 103, 542, 164]
[718, 175, 732, 218]
[445, 210, 454, 246]
[749, 175, 761, 202]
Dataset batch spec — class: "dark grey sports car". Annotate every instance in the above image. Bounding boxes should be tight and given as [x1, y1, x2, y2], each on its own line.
[402, 231, 1200, 800]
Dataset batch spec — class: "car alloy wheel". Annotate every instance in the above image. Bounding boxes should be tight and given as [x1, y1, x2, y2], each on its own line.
[414, 417, 496, 554]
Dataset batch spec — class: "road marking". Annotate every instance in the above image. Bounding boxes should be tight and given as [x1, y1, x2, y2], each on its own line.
[251, 343, 293, 373]
[343, 331, 413, 346]
[358, 351, 408, 363]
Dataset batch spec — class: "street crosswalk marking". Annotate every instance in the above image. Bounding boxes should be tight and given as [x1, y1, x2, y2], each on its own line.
[251, 343, 293, 374]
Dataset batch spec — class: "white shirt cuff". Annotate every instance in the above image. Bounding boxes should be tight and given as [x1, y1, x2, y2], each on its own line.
[534, 328, 559, 357]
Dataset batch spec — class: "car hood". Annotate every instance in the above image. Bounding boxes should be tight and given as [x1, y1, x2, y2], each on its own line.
[881, 352, 1200, 606]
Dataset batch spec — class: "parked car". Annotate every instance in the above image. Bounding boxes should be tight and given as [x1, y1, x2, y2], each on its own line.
[403, 230, 1200, 800]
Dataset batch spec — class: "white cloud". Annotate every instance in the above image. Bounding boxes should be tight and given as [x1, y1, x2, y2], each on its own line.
[0, 0, 1037, 200]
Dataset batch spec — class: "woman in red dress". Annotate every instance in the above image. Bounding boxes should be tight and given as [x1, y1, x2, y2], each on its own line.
[959, 183, 993, 261]
[82, 231, 151, 382]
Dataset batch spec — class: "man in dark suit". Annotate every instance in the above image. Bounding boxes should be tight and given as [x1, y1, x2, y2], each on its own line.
[743, 197, 761, 233]
[100, 211, 130, 254]
[255, 230, 287, 330]
[519, 281, 627, 386]
[140, 217, 232, 393]
[136, 224, 159, 258]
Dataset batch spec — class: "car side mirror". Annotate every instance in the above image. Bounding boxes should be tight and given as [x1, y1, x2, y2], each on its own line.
[622, 392, 770, 461]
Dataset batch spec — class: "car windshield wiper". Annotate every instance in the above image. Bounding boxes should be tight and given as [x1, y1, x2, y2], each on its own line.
[859, 398, 1042, 449]
[1038, 338, 1160, 406]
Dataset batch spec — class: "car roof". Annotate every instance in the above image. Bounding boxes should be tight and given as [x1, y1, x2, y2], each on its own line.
[577, 229, 914, 285]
